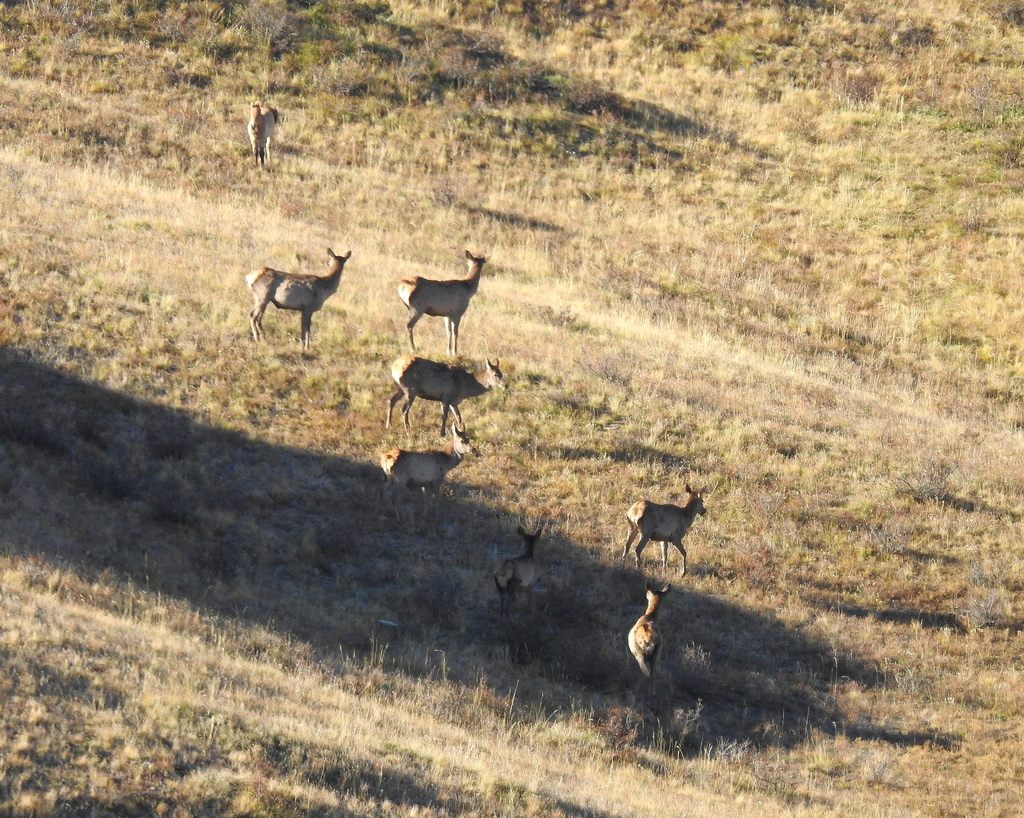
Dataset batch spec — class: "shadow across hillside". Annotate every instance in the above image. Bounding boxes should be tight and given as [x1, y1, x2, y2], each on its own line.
[0, 349, 958, 766]
[476, 557, 960, 755]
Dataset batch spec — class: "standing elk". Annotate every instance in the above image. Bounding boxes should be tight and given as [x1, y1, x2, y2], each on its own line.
[398, 250, 486, 355]
[386, 355, 506, 437]
[247, 101, 278, 166]
[380, 424, 479, 499]
[628, 581, 671, 681]
[621, 486, 707, 575]
[246, 248, 351, 350]
[494, 525, 543, 617]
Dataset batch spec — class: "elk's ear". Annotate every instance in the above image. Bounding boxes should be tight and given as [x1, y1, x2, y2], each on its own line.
[465, 249, 473, 259]
[685, 483, 693, 493]
[344, 250, 352, 259]
[660, 584, 671, 594]
[517, 525, 527, 537]
[327, 248, 334, 256]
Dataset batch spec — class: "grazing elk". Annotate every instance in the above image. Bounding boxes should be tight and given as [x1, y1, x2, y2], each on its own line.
[494, 525, 543, 617]
[247, 101, 278, 166]
[246, 248, 351, 350]
[380, 424, 479, 499]
[386, 355, 506, 437]
[398, 250, 486, 355]
[628, 581, 671, 681]
[621, 486, 707, 575]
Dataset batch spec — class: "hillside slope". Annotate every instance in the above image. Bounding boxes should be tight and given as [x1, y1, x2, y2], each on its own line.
[2, 0, 1024, 815]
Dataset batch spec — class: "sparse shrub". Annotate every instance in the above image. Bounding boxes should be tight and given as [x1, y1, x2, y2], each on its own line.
[896, 457, 959, 506]
[0, 407, 68, 455]
[886, 18, 937, 51]
[237, 0, 304, 56]
[865, 521, 909, 556]
[989, 1, 1024, 27]
[597, 706, 646, 762]
[959, 559, 1008, 631]
[406, 573, 467, 629]
[826, 63, 884, 105]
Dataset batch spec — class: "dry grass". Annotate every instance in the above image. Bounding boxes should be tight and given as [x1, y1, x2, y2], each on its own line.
[2, 0, 1024, 815]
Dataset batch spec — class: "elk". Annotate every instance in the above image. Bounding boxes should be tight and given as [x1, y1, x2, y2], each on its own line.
[246, 248, 351, 350]
[247, 101, 278, 166]
[621, 486, 707, 575]
[494, 525, 543, 617]
[628, 581, 671, 680]
[398, 250, 486, 355]
[380, 424, 479, 498]
[386, 355, 506, 437]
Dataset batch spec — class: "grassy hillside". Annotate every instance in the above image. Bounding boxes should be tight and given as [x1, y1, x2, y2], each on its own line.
[2, 0, 1024, 814]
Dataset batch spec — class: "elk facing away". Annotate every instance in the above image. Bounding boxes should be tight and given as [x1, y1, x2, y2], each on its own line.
[247, 101, 278, 166]
[622, 486, 707, 575]
[380, 424, 479, 498]
[494, 525, 543, 617]
[386, 355, 506, 437]
[246, 248, 351, 350]
[628, 581, 671, 680]
[398, 250, 486, 355]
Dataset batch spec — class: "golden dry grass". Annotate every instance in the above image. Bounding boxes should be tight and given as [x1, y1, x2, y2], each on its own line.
[2, 0, 1024, 815]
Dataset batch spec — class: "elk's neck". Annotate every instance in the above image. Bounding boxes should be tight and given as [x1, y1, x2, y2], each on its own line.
[463, 261, 484, 289]
[471, 371, 492, 393]
[321, 263, 345, 288]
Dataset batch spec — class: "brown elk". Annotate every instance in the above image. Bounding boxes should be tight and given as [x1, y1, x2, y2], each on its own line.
[386, 355, 506, 437]
[398, 250, 486, 355]
[494, 525, 543, 617]
[247, 101, 278, 166]
[246, 248, 351, 350]
[621, 486, 707, 575]
[380, 424, 479, 498]
[628, 581, 671, 681]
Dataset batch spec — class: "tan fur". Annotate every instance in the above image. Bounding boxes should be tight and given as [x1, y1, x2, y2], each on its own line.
[628, 582, 670, 680]
[247, 248, 351, 350]
[386, 355, 506, 437]
[621, 486, 707, 575]
[380, 425, 479, 497]
[247, 102, 278, 166]
[494, 525, 543, 617]
[398, 250, 486, 355]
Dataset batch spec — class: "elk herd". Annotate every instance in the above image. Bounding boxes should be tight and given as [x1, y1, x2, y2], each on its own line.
[242, 103, 707, 687]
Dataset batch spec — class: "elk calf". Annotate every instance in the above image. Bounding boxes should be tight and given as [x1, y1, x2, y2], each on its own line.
[494, 526, 543, 617]
[386, 355, 506, 437]
[247, 102, 278, 166]
[628, 581, 671, 680]
[246, 248, 351, 350]
[380, 424, 479, 498]
[398, 250, 486, 355]
[622, 486, 707, 575]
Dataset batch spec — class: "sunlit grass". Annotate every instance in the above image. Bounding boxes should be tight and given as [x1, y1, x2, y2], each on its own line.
[2, 0, 1024, 815]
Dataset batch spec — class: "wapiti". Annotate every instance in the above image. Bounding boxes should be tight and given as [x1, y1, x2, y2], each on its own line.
[380, 424, 479, 498]
[247, 101, 278, 166]
[621, 486, 707, 575]
[628, 581, 671, 680]
[398, 250, 486, 355]
[246, 248, 351, 350]
[386, 355, 506, 437]
[494, 525, 543, 617]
